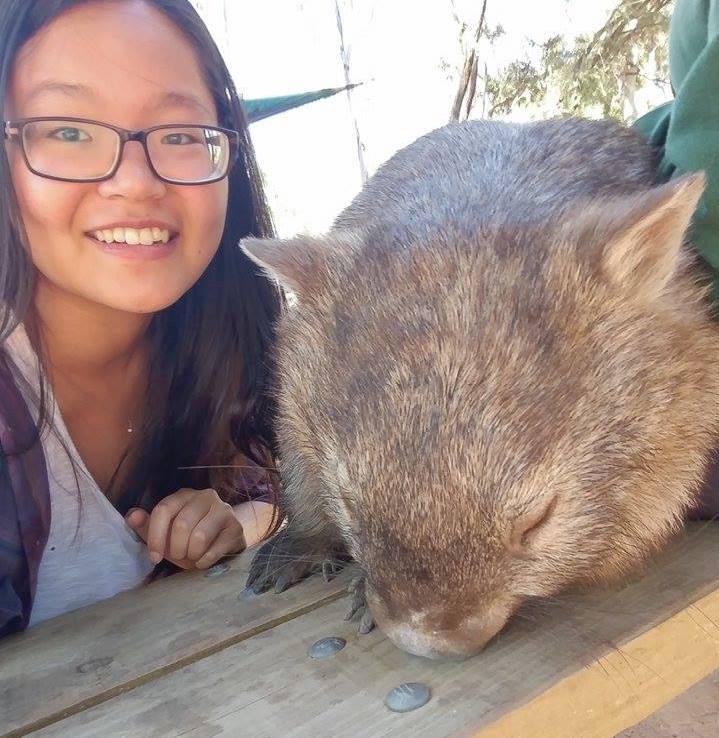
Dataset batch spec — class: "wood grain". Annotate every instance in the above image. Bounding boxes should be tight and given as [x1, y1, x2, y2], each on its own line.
[21, 523, 719, 738]
[474, 587, 719, 738]
[615, 667, 719, 738]
[0, 547, 354, 738]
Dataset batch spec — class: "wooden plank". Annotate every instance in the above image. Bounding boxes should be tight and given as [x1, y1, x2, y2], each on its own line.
[24, 523, 719, 738]
[473, 586, 719, 738]
[0, 547, 354, 738]
[615, 667, 719, 738]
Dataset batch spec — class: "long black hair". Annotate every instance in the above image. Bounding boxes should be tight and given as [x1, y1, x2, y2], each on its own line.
[0, 0, 283, 523]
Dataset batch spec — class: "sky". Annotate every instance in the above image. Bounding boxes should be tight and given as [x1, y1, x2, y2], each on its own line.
[192, 0, 672, 236]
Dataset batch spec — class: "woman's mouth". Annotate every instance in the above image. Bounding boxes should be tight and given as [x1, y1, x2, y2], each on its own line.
[85, 225, 179, 260]
[88, 226, 174, 246]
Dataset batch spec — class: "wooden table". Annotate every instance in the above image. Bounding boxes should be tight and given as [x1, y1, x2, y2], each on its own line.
[2, 523, 718, 738]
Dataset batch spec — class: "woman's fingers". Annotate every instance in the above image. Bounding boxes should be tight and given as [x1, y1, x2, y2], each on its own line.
[168, 496, 215, 561]
[136, 489, 246, 570]
[184, 500, 237, 562]
[145, 489, 198, 563]
[125, 508, 151, 542]
[194, 523, 247, 570]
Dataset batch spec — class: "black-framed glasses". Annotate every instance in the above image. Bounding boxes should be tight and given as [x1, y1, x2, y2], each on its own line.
[4, 117, 240, 185]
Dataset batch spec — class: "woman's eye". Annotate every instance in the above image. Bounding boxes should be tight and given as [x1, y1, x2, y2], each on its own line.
[49, 127, 91, 143]
[162, 132, 198, 145]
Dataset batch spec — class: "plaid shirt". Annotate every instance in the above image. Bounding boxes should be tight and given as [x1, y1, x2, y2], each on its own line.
[0, 351, 279, 638]
[0, 353, 49, 637]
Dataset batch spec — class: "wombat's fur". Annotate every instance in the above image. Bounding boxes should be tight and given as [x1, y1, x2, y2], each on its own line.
[243, 118, 719, 660]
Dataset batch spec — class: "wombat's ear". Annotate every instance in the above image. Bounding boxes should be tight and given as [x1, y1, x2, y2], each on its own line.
[240, 232, 359, 295]
[598, 173, 705, 300]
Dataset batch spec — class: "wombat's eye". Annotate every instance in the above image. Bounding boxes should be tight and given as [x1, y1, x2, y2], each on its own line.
[505, 495, 557, 558]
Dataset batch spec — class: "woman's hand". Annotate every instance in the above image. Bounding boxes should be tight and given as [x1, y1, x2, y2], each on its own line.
[125, 488, 246, 570]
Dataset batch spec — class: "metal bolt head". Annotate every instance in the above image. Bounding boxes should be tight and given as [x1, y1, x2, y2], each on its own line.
[308, 636, 347, 660]
[205, 562, 230, 578]
[385, 682, 431, 713]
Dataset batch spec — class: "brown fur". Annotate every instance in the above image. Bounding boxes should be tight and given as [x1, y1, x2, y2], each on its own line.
[243, 118, 719, 659]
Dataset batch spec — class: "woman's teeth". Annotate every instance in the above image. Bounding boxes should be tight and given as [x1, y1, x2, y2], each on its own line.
[93, 227, 171, 245]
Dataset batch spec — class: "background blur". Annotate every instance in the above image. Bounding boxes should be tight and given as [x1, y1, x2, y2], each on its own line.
[191, 0, 674, 236]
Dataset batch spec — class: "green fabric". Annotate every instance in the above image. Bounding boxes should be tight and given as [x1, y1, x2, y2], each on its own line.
[633, 0, 719, 302]
[243, 84, 360, 124]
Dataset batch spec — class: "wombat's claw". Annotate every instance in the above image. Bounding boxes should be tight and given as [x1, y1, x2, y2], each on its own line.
[245, 531, 315, 595]
[358, 610, 375, 634]
[344, 576, 376, 634]
[273, 567, 301, 594]
[344, 578, 365, 620]
[321, 559, 340, 582]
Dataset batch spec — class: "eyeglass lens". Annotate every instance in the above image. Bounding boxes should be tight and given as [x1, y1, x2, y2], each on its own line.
[20, 120, 231, 183]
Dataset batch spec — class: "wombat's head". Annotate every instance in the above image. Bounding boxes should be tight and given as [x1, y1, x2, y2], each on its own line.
[243, 174, 718, 659]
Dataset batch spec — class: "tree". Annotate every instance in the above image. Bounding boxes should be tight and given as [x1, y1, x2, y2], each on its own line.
[451, 0, 674, 123]
[334, 0, 369, 185]
[449, 0, 488, 121]
[447, 0, 504, 122]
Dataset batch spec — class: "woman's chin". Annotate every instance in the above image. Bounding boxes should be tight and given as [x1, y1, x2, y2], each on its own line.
[86, 287, 189, 316]
[113, 296, 183, 315]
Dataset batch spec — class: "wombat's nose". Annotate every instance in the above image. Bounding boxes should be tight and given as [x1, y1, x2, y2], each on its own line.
[364, 585, 512, 659]
[379, 613, 506, 661]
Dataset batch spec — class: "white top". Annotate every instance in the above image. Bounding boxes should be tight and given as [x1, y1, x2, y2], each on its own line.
[5, 325, 154, 627]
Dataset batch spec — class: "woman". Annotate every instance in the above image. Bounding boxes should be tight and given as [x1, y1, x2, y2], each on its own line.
[0, 0, 282, 637]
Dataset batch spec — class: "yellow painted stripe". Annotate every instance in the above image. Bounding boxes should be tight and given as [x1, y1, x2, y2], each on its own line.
[474, 587, 719, 738]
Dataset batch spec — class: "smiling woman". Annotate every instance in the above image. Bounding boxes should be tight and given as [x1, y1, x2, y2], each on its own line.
[0, 0, 284, 637]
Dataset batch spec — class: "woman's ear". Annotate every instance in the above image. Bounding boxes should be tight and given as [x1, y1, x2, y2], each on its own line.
[241, 230, 360, 296]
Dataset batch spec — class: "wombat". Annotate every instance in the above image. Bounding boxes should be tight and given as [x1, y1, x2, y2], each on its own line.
[242, 118, 719, 660]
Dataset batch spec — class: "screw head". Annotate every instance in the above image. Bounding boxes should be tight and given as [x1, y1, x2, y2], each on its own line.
[384, 682, 431, 713]
[205, 562, 230, 578]
[308, 637, 347, 660]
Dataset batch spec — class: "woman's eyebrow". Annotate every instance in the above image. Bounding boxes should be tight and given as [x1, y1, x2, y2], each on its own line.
[21, 81, 214, 119]
[153, 91, 214, 118]
[24, 80, 96, 106]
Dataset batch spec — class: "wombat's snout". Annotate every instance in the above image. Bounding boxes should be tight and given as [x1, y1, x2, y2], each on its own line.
[379, 610, 507, 661]
[366, 588, 510, 660]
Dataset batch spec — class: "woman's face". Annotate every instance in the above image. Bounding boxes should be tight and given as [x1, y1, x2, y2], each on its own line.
[5, 0, 229, 314]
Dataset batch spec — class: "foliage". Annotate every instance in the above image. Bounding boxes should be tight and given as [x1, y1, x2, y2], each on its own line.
[452, 0, 674, 123]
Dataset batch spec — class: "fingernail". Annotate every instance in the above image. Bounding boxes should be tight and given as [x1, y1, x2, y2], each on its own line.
[150, 551, 162, 564]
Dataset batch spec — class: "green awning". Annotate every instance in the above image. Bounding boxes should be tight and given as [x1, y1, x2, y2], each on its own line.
[243, 83, 361, 123]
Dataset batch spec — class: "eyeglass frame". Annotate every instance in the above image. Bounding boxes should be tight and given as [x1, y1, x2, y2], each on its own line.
[3, 116, 241, 186]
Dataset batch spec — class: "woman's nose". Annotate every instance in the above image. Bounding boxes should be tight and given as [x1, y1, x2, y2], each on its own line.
[97, 141, 166, 200]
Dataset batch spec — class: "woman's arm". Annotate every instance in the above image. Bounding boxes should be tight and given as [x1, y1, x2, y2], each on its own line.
[232, 500, 278, 548]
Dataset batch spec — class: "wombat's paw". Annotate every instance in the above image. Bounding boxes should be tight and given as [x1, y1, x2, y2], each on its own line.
[344, 575, 375, 634]
[245, 530, 317, 595]
[321, 558, 346, 583]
